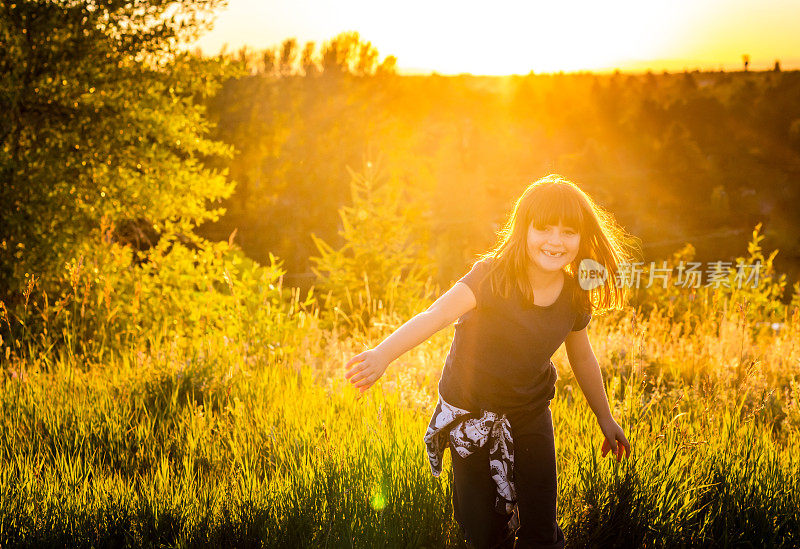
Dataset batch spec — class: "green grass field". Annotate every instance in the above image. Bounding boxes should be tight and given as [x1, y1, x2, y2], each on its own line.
[2, 282, 800, 548]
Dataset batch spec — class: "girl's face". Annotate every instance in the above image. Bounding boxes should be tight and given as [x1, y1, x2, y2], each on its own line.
[526, 221, 581, 275]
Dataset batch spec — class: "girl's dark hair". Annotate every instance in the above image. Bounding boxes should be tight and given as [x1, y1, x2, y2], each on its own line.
[475, 174, 641, 315]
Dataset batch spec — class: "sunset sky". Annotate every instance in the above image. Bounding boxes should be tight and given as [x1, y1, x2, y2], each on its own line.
[190, 0, 800, 74]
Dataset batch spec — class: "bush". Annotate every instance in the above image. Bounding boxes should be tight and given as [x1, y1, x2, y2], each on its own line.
[310, 161, 436, 333]
[0, 217, 311, 365]
[630, 223, 799, 333]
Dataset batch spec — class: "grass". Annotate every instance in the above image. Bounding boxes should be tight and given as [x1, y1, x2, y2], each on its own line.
[2, 247, 800, 547]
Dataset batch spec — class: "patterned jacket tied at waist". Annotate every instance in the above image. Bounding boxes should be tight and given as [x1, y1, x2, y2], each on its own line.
[423, 395, 516, 515]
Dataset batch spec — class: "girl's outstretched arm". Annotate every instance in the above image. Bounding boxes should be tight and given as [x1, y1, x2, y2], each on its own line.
[565, 327, 631, 460]
[344, 282, 477, 393]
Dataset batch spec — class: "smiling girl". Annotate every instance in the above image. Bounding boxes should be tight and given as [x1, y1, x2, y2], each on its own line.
[345, 174, 637, 548]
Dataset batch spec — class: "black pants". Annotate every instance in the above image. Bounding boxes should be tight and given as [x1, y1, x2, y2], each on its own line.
[451, 406, 565, 549]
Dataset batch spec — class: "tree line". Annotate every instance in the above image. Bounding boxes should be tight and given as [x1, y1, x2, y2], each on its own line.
[3, 0, 800, 313]
[198, 43, 800, 287]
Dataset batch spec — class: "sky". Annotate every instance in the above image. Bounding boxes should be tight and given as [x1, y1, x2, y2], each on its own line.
[189, 0, 800, 74]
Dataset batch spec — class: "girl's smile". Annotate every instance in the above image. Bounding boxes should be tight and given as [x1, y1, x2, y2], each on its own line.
[527, 222, 580, 274]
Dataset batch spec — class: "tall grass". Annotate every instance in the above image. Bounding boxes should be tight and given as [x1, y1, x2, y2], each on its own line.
[1, 228, 800, 547]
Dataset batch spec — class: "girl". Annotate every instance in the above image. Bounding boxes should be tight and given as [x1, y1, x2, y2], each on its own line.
[345, 175, 635, 548]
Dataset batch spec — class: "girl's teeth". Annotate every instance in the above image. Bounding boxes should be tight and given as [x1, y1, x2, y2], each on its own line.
[543, 250, 564, 257]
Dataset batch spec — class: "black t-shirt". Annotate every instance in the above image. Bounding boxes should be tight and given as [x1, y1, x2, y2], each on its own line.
[437, 257, 591, 417]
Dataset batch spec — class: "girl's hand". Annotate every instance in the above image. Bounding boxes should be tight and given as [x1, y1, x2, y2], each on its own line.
[344, 348, 390, 394]
[598, 416, 631, 462]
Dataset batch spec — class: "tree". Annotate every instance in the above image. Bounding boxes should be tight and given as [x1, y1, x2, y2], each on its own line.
[310, 160, 435, 331]
[0, 0, 241, 297]
[199, 32, 400, 275]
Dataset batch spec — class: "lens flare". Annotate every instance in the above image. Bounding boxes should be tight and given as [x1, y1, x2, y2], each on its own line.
[370, 485, 386, 511]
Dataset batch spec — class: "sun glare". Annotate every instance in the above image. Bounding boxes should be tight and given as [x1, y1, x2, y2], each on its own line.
[373, 0, 692, 74]
[194, 0, 800, 74]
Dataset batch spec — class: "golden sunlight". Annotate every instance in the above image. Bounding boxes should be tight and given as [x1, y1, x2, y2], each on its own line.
[193, 0, 800, 74]
[374, 0, 689, 74]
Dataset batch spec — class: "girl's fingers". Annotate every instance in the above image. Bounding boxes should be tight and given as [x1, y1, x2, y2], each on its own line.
[616, 431, 630, 457]
[345, 367, 360, 380]
[614, 434, 630, 460]
[602, 436, 622, 458]
[600, 426, 630, 460]
[352, 372, 374, 387]
[355, 372, 382, 390]
[345, 352, 366, 371]
[349, 368, 370, 383]
[345, 359, 370, 379]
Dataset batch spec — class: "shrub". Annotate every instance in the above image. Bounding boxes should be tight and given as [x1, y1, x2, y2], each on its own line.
[0, 217, 310, 365]
[310, 161, 436, 333]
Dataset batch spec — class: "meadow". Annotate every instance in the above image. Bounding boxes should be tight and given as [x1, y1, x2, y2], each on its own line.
[1, 227, 800, 548]
[5, 3, 800, 547]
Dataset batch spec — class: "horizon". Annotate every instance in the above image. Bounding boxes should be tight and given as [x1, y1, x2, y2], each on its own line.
[390, 62, 800, 77]
[189, 0, 800, 75]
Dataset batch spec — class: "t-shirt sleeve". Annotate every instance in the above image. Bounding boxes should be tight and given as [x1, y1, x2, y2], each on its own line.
[457, 258, 492, 308]
[572, 309, 592, 331]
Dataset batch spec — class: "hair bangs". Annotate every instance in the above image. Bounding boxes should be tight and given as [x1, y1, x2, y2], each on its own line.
[526, 183, 585, 234]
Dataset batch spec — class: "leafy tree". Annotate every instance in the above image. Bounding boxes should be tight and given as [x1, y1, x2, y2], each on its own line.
[200, 31, 400, 275]
[309, 160, 435, 331]
[0, 0, 241, 297]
